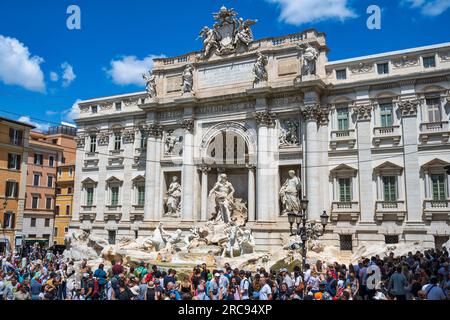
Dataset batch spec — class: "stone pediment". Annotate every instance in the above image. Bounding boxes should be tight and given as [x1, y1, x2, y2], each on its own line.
[330, 163, 358, 175]
[374, 161, 403, 172]
[131, 175, 146, 183]
[421, 158, 450, 168]
[81, 177, 97, 185]
[105, 176, 123, 184]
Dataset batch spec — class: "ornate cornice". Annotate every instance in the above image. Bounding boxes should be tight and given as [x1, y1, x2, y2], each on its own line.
[398, 99, 419, 117]
[349, 62, 373, 74]
[254, 111, 276, 127]
[353, 104, 373, 121]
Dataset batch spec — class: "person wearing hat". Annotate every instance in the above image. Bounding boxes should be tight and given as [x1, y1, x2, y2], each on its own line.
[14, 283, 31, 300]
[280, 268, 294, 291]
[209, 272, 220, 300]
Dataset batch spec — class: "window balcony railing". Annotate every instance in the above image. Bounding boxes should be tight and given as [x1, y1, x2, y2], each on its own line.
[104, 212, 122, 222]
[130, 211, 144, 222]
[79, 212, 96, 221]
[420, 121, 449, 133]
[330, 129, 356, 150]
[419, 121, 450, 144]
[331, 201, 359, 221]
[105, 204, 121, 212]
[373, 125, 401, 147]
[375, 201, 406, 221]
[423, 199, 450, 221]
[331, 129, 355, 140]
[81, 205, 96, 212]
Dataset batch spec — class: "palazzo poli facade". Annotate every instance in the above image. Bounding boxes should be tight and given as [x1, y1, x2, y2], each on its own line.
[70, 8, 450, 252]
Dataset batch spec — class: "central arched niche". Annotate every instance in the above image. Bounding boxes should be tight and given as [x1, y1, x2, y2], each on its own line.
[200, 121, 257, 204]
[200, 121, 256, 166]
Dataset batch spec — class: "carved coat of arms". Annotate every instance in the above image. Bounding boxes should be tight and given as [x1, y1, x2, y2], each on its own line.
[198, 6, 257, 59]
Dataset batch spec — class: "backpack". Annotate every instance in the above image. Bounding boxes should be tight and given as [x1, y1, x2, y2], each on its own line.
[146, 288, 156, 300]
[93, 279, 99, 297]
[246, 279, 253, 296]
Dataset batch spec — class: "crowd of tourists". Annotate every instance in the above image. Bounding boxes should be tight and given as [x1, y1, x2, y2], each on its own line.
[0, 244, 449, 301]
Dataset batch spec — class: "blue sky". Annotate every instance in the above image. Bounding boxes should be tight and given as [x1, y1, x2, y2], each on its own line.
[0, 0, 449, 131]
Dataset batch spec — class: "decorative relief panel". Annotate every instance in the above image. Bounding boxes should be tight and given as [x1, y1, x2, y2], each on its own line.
[164, 129, 184, 157]
[279, 119, 300, 147]
[350, 62, 374, 74]
[392, 55, 419, 68]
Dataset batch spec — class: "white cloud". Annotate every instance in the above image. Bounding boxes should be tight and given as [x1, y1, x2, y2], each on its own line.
[50, 71, 59, 82]
[63, 99, 82, 123]
[403, 0, 450, 16]
[61, 62, 76, 87]
[18, 116, 50, 132]
[45, 110, 59, 116]
[43, 99, 81, 124]
[106, 54, 164, 86]
[0, 35, 46, 92]
[267, 0, 357, 25]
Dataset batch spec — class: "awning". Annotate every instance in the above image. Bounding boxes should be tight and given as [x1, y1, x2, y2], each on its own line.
[24, 238, 49, 244]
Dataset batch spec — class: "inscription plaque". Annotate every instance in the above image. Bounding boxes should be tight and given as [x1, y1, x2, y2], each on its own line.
[198, 61, 254, 88]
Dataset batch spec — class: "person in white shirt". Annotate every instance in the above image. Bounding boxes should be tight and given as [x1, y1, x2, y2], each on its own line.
[239, 271, 250, 300]
[259, 277, 272, 300]
[422, 276, 447, 300]
[303, 264, 311, 284]
[280, 268, 294, 290]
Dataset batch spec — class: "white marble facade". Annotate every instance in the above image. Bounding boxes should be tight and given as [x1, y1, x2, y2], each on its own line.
[70, 24, 450, 251]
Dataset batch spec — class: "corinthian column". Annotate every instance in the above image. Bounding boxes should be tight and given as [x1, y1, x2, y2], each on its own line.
[181, 118, 195, 222]
[302, 104, 320, 221]
[354, 104, 374, 223]
[144, 122, 162, 222]
[254, 111, 276, 222]
[398, 99, 422, 223]
[200, 166, 210, 222]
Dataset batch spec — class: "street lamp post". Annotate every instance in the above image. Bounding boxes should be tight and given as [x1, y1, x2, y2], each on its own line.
[287, 198, 329, 271]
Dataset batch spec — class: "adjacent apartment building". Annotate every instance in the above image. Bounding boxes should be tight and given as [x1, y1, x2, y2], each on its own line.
[0, 117, 34, 254]
[48, 125, 77, 245]
[23, 131, 64, 247]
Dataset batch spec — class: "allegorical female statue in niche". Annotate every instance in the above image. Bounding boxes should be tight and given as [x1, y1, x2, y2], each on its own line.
[165, 176, 181, 217]
[279, 170, 302, 214]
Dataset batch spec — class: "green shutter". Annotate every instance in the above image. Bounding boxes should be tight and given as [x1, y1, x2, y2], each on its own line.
[337, 108, 349, 131]
[432, 175, 446, 200]
[87, 188, 94, 206]
[138, 186, 145, 205]
[111, 187, 119, 205]
[383, 176, 397, 202]
[339, 178, 351, 202]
